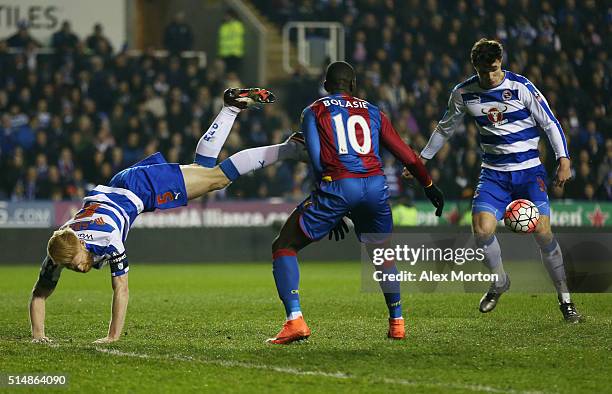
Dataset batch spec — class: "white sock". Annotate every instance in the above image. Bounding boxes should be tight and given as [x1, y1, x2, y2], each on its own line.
[194, 106, 240, 167]
[477, 235, 506, 287]
[287, 311, 303, 320]
[538, 239, 571, 303]
[219, 140, 303, 181]
[559, 292, 571, 303]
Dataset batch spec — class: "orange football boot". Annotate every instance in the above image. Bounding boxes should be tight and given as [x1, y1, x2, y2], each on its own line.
[387, 318, 405, 339]
[266, 316, 311, 344]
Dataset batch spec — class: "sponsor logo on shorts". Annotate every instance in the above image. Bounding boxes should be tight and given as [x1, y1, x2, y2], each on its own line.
[537, 177, 546, 192]
[157, 191, 181, 205]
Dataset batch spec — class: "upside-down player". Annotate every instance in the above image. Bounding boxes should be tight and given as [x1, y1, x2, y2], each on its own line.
[418, 39, 581, 322]
[260, 61, 445, 344]
[30, 88, 307, 343]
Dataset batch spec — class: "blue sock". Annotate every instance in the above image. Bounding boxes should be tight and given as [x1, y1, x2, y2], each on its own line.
[219, 158, 240, 182]
[378, 261, 403, 319]
[272, 249, 302, 319]
[194, 153, 217, 168]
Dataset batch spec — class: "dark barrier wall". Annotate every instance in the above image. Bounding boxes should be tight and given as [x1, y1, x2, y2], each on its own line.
[0, 228, 361, 264]
[1, 227, 606, 265]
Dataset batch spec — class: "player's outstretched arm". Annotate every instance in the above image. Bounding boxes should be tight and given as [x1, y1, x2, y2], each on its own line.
[379, 112, 431, 186]
[380, 112, 444, 216]
[94, 273, 129, 344]
[421, 88, 465, 160]
[30, 280, 55, 342]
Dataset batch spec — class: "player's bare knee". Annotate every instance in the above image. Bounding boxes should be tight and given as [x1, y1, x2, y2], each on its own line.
[534, 215, 551, 233]
[472, 216, 496, 241]
[533, 216, 553, 244]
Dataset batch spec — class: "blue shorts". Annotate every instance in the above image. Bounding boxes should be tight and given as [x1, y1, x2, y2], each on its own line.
[108, 152, 188, 212]
[298, 175, 393, 243]
[472, 164, 550, 220]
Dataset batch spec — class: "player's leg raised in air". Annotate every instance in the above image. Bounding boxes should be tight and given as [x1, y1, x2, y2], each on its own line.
[110, 87, 304, 204]
[102, 88, 291, 207]
[186, 87, 293, 199]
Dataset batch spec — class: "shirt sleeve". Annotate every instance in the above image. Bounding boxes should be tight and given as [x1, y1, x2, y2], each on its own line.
[108, 251, 129, 277]
[421, 88, 466, 159]
[379, 111, 432, 187]
[519, 81, 569, 160]
[300, 107, 323, 178]
[38, 256, 63, 288]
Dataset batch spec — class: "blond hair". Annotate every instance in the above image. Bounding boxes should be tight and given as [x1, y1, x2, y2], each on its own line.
[47, 228, 81, 267]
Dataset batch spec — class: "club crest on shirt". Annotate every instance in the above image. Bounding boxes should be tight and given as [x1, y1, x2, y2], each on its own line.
[482, 105, 508, 125]
[502, 89, 513, 101]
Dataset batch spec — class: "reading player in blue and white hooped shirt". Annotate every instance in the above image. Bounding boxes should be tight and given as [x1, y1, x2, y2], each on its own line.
[29, 88, 308, 344]
[418, 39, 581, 322]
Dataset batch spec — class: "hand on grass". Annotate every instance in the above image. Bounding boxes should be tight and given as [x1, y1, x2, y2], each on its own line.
[31, 336, 52, 344]
[93, 336, 119, 344]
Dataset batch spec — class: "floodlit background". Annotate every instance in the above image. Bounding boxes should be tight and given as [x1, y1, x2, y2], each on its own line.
[0, 1, 609, 236]
[0, 2, 610, 393]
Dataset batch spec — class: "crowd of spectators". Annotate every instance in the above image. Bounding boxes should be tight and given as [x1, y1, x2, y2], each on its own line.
[0, 0, 610, 204]
[0, 19, 304, 201]
[256, 0, 611, 201]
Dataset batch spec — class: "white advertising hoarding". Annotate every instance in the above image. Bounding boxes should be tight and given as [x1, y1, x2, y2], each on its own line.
[0, 0, 126, 51]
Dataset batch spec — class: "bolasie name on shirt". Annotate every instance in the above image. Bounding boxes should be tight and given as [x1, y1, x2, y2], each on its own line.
[322, 98, 369, 109]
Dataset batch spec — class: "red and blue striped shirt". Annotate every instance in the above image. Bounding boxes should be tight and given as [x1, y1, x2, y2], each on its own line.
[301, 93, 431, 186]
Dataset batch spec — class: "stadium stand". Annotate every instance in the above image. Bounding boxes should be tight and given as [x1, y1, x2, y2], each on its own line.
[0, 0, 610, 202]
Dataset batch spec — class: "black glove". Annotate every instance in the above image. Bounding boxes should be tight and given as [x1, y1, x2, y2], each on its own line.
[424, 183, 444, 217]
[328, 217, 350, 241]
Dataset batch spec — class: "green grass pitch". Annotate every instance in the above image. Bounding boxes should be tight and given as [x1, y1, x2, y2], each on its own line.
[1, 262, 611, 393]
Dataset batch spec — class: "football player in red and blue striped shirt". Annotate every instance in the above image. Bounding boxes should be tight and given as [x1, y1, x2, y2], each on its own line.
[267, 61, 445, 344]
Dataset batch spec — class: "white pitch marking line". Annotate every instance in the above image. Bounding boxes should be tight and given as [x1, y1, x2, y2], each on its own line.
[95, 348, 545, 394]
[95, 348, 350, 379]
